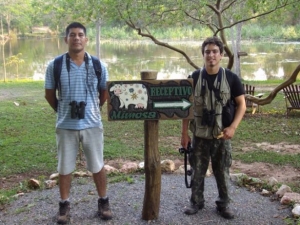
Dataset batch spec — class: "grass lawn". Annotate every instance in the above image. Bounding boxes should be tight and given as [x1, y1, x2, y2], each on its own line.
[0, 80, 300, 205]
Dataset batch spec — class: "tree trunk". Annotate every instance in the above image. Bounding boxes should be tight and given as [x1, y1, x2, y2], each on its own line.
[1, 17, 7, 82]
[235, 22, 243, 78]
[96, 18, 101, 58]
[230, 19, 243, 78]
[6, 13, 11, 36]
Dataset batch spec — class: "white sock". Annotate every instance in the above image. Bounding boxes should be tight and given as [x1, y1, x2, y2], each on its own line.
[60, 198, 70, 203]
[100, 196, 108, 200]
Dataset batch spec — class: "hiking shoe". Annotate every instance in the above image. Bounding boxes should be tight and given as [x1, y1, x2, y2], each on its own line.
[216, 206, 234, 219]
[57, 201, 70, 224]
[184, 203, 204, 215]
[98, 197, 112, 220]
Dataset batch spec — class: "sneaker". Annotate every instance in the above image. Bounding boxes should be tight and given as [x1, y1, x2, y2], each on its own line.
[184, 203, 204, 215]
[216, 206, 234, 219]
[98, 197, 112, 220]
[57, 201, 70, 224]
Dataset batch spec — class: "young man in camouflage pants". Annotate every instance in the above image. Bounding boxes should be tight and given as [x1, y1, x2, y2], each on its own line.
[181, 36, 246, 219]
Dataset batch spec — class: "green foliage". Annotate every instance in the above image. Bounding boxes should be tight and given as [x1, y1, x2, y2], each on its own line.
[0, 194, 10, 206]
[87, 23, 300, 42]
[282, 26, 299, 39]
[88, 25, 214, 40]
[1, 0, 300, 36]
[5, 53, 25, 78]
[284, 217, 300, 225]
[286, 181, 300, 194]
[109, 0, 300, 70]
[1, 0, 300, 47]
[0, 0, 34, 33]
[75, 177, 89, 185]
[108, 174, 137, 184]
[242, 24, 275, 39]
[241, 23, 300, 40]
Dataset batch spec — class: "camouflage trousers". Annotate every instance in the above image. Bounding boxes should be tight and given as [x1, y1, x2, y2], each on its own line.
[189, 136, 232, 208]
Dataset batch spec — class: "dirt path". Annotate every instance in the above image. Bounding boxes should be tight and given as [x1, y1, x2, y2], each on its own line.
[231, 142, 300, 185]
[0, 174, 291, 225]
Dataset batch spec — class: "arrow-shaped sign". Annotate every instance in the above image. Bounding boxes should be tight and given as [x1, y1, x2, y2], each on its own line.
[153, 99, 192, 110]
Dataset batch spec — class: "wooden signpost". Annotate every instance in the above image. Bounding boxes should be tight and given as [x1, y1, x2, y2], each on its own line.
[107, 76, 193, 121]
[106, 71, 193, 220]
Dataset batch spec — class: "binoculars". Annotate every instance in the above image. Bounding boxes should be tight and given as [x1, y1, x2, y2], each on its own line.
[69, 101, 86, 119]
[178, 142, 192, 154]
[201, 108, 215, 127]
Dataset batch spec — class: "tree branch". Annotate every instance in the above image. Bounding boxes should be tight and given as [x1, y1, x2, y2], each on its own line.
[219, 0, 300, 32]
[125, 22, 200, 70]
[221, 0, 238, 13]
[246, 63, 300, 105]
[183, 10, 218, 30]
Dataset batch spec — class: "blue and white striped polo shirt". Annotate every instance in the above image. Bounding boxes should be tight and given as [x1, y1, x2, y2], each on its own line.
[44, 53, 108, 130]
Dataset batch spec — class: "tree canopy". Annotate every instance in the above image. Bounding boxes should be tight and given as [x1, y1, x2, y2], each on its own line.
[112, 0, 300, 70]
[109, 0, 300, 105]
[1, 0, 300, 104]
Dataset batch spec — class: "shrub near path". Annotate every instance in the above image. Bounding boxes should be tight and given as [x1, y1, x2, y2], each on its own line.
[0, 81, 300, 197]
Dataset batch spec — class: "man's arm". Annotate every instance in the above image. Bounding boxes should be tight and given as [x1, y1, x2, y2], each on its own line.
[98, 60, 109, 107]
[181, 119, 191, 149]
[45, 89, 58, 112]
[231, 94, 246, 129]
[99, 89, 108, 106]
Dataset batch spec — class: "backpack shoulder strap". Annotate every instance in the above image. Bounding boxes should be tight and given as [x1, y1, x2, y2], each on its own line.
[224, 68, 233, 87]
[54, 54, 103, 93]
[213, 68, 223, 101]
[200, 68, 223, 101]
[91, 56, 102, 91]
[53, 54, 64, 97]
[224, 68, 236, 102]
[91, 56, 102, 79]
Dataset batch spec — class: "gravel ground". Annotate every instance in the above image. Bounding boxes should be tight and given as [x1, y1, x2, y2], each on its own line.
[0, 174, 290, 225]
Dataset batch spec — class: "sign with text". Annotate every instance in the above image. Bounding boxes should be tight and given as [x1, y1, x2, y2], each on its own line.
[107, 79, 194, 120]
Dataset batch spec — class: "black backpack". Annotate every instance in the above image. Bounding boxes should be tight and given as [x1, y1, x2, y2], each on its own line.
[53, 53, 102, 97]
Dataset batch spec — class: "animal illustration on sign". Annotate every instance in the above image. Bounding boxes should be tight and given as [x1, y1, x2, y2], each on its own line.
[109, 83, 148, 109]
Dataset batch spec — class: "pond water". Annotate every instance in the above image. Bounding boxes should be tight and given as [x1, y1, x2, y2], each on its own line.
[1, 38, 299, 81]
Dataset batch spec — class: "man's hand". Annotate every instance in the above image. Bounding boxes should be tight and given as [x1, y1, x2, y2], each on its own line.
[222, 126, 236, 139]
[181, 133, 191, 150]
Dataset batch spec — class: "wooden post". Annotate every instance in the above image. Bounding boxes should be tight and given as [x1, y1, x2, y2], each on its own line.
[141, 70, 161, 220]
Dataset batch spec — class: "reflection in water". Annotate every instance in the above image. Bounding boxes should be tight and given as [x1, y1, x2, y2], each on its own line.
[242, 66, 285, 81]
[248, 68, 267, 81]
[0, 39, 299, 81]
[33, 71, 45, 80]
[157, 68, 189, 80]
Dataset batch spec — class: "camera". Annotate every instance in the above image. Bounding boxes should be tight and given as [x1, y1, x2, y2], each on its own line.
[201, 108, 215, 127]
[179, 142, 192, 154]
[69, 101, 86, 119]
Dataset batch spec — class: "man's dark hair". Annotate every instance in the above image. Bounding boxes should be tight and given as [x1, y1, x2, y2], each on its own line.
[201, 36, 224, 55]
[65, 22, 86, 36]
